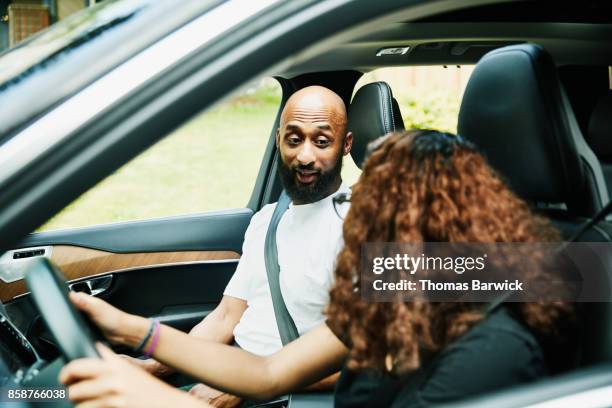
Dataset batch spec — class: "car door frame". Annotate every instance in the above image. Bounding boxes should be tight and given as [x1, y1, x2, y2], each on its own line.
[0, 0, 516, 250]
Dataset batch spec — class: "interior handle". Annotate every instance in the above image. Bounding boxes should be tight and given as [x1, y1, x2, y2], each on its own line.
[69, 275, 113, 296]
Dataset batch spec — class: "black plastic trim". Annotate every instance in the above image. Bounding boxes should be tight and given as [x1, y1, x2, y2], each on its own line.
[16, 208, 253, 254]
[443, 363, 612, 408]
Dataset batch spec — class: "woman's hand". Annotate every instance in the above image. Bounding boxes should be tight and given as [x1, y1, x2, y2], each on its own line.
[70, 291, 147, 347]
[60, 343, 209, 408]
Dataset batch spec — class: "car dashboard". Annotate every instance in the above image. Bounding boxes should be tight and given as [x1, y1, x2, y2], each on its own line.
[0, 311, 44, 385]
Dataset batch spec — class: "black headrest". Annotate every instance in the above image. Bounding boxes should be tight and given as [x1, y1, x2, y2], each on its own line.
[458, 44, 608, 216]
[588, 92, 612, 163]
[348, 82, 404, 168]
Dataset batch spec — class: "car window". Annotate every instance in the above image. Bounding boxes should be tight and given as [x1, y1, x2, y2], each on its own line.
[38, 77, 280, 231]
[343, 65, 475, 186]
[355, 65, 474, 133]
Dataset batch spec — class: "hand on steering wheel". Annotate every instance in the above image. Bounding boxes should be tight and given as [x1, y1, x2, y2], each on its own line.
[69, 291, 141, 346]
[25, 259, 210, 408]
[25, 258, 148, 359]
[25, 258, 101, 360]
[60, 343, 208, 408]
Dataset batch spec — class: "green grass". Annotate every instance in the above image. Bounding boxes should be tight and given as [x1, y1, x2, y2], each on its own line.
[40, 86, 282, 231]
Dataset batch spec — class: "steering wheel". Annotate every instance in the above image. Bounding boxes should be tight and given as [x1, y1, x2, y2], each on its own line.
[25, 258, 100, 360]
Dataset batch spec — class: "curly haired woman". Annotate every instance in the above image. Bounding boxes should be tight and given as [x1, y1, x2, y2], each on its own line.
[60, 130, 573, 408]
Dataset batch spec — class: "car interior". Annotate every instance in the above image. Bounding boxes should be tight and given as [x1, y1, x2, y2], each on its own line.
[1, 0, 612, 406]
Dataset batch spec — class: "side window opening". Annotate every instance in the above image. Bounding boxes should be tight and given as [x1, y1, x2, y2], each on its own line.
[342, 65, 475, 186]
[39, 77, 281, 232]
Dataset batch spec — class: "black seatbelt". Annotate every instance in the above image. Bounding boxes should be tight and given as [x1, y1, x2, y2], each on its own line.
[264, 190, 299, 345]
[480, 203, 612, 309]
[567, 200, 612, 243]
[261, 191, 335, 407]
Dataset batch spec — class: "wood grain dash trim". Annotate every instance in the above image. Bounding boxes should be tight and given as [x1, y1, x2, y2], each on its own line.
[1, 246, 239, 303]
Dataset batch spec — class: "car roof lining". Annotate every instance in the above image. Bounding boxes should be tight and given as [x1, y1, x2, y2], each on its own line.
[279, 22, 612, 77]
[415, 0, 612, 24]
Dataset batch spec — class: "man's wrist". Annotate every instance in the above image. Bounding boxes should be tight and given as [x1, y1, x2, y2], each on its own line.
[159, 381, 210, 408]
[176, 388, 212, 408]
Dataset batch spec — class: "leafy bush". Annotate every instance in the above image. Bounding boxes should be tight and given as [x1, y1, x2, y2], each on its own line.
[397, 87, 460, 134]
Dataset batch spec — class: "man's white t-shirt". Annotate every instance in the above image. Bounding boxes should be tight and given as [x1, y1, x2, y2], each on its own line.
[224, 184, 349, 356]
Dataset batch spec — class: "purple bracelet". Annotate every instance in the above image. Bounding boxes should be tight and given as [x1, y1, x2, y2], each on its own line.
[144, 319, 161, 358]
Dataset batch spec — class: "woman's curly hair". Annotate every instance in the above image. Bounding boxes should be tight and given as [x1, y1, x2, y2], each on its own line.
[326, 129, 572, 374]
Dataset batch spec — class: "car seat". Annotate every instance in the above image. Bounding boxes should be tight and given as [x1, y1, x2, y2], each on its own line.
[348, 81, 405, 168]
[587, 91, 612, 195]
[458, 44, 612, 367]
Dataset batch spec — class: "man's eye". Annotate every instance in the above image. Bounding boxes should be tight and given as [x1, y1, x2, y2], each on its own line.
[315, 139, 330, 147]
[287, 137, 301, 145]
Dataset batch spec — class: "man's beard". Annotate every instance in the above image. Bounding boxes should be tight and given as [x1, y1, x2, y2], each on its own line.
[277, 151, 343, 204]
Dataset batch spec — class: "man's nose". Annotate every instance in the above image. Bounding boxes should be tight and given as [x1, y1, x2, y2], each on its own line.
[296, 141, 316, 166]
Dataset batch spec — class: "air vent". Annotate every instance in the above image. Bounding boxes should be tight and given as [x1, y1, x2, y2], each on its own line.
[12, 249, 45, 259]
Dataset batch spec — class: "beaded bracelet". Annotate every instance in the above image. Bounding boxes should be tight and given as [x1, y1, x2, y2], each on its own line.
[134, 318, 156, 354]
[144, 320, 161, 358]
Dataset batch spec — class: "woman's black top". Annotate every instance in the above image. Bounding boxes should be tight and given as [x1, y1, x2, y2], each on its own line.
[329, 307, 547, 407]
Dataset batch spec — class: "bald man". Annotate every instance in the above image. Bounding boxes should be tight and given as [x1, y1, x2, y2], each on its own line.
[135, 86, 352, 407]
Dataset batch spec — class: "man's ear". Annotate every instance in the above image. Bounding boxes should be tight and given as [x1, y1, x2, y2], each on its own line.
[343, 131, 353, 155]
[275, 129, 280, 148]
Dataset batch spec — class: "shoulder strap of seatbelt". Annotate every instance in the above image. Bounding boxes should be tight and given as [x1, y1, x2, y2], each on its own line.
[264, 190, 300, 345]
[482, 201, 612, 314]
[567, 200, 612, 243]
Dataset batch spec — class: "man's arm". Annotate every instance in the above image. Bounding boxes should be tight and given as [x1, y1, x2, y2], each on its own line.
[189, 295, 247, 342]
[143, 295, 247, 377]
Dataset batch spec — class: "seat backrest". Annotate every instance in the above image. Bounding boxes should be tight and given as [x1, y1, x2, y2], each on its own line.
[458, 44, 608, 218]
[458, 44, 612, 368]
[348, 81, 404, 169]
[587, 91, 612, 195]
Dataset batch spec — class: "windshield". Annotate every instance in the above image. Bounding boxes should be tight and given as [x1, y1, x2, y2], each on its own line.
[0, 0, 151, 89]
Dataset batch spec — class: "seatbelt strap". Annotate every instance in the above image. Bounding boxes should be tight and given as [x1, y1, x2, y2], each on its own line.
[567, 200, 612, 243]
[481, 290, 513, 314]
[264, 190, 300, 345]
[482, 202, 612, 313]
